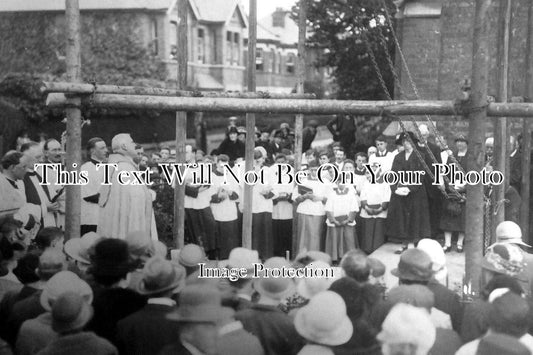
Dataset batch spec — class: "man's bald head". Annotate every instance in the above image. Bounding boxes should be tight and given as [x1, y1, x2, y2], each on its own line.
[21, 142, 43, 172]
[111, 133, 137, 159]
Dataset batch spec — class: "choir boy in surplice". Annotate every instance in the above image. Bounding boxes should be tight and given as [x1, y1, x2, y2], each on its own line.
[271, 154, 293, 257]
[210, 154, 240, 259]
[293, 160, 329, 254]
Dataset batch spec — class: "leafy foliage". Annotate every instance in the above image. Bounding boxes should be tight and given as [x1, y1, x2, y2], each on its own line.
[293, 0, 396, 100]
[0, 12, 169, 124]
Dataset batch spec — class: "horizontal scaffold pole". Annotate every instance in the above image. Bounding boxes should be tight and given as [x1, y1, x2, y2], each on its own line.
[41, 82, 316, 99]
[45, 93, 533, 117]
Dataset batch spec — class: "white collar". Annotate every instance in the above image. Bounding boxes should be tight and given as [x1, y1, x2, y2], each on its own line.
[511, 149, 517, 157]
[147, 297, 176, 307]
[219, 321, 243, 336]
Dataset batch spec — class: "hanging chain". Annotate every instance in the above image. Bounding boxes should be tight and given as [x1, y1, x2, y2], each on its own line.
[379, 0, 466, 175]
[361, 31, 456, 199]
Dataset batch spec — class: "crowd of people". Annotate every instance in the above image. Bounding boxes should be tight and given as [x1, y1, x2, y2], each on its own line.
[0, 118, 530, 354]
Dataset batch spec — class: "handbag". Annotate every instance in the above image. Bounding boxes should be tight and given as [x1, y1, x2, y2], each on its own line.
[444, 196, 464, 217]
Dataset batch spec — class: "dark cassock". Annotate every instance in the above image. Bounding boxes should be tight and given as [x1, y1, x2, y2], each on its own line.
[80, 159, 105, 235]
[385, 137, 431, 245]
[22, 171, 54, 228]
[210, 169, 240, 259]
[417, 140, 443, 239]
[184, 168, 218, 259]
[439, 150, 468, 235]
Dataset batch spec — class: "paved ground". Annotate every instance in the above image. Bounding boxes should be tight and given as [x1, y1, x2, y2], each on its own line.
[370, 242, 466, 294]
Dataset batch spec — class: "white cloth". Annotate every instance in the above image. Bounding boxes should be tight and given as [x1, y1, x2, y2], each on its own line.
[271, 165, 293, 220]
[374, 151, 394, 172]
[210, 172, 239, 222]
[44, 163, 65, 229]
[97, 154, 157, 241]
[239, 166, 277, 214]
[359, 180, 391, 218]
[325, 188, 359, 217]
[294, 179, 329, 216]
[0, 173, 24, 217]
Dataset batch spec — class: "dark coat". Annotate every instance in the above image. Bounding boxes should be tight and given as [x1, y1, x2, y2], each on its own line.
[86, 288, 146, 346]
[439, 152, 468, 233]
[116, 303, 180, 355]
[4, 291, 45, 346]
[159, 342, 193, 355]
[427, 280, 463, 333]
[235, 304, 304, 355]
[218, 322, 265, 355]
[431, 328, 462, 355]
[385, 150, 431, 242]
[216, 139, 245, 163]
[37, 331, 117, 355]
[302, 127, 317, 152]
[326, 116, 356, 153]
[510, 151, 522, 194]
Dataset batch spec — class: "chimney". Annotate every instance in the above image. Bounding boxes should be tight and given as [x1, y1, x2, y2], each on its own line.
[272, 8, 286, 28]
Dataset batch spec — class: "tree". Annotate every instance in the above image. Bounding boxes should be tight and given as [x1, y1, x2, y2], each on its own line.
[293, 0, 396, 100]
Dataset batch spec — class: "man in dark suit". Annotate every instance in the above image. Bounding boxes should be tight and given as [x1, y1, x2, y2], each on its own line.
[117, 257, 186, 355]
[510, 135, 522, 195]
[326, 115, 356, 156]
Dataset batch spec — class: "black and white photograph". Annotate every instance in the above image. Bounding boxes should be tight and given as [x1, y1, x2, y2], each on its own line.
[1, 0, 533, 354]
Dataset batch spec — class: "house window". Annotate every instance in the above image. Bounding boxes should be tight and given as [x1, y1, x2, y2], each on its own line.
[256, 48, 264, 71]
[197, 28, 205, 63]
[286, 53, 295, 74]
[226, 31, 233, 65]
[277, 52, 282, 73]
[170, 22, 178, 60]
[233, 33, 240, 65]
[271, 49, 276, 73]
[150, 18, 158, 56]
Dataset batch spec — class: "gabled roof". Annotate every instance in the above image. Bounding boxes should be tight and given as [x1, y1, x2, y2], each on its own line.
[0, 0, 173, 12]
[258, 11, 300, 46]
[188, 0, 247, 27]
[246, 22, 280, 43]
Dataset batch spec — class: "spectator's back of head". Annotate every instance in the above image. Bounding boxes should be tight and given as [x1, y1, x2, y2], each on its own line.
[340, 250, 370, 283]
[488, 291, 530, 338]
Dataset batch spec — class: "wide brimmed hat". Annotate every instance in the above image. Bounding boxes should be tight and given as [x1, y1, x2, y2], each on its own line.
[64, 232, 101, 265]
[167, 284, 234, 323]
[13, 253, 40, 284]
[496, 221, 531, 248]
[297, 261, 338, 299]
[294, 291, 353, 346]
[137, 256, 186, 296]
[40, 271, 93, 311]
[253, 257, 295, 300]
[455, 135, 468, 144]
[178, 244, 206, 268]
[219, 247, 260, 274]
[377, 303, 436, 353]
[90, 238, 131, 277]
[294, 251, 332, 266]
[52, 292, 94, 334]
[391, 249, 434, 282]
[481, 243, 525, 278]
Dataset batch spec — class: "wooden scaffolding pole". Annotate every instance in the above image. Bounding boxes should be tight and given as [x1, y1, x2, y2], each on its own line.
[493, 0, 512, 228]
[46, 94, 533, 117]
[64, 0, 82, 241]
[465, 0, 492, 292]
[242, 0, 257, 249]
[173, 0, 187, 249]
[41, 82, 315, 99]
[522, 1, 533, 244]
[292, 0, 307, 258]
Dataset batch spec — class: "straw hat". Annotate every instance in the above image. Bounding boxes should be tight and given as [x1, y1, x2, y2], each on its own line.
[167, 284, 234, 323]
[294, 291, 353, 346]
[220, 247, 260, 272]
[51, 292, 94, 334]
[40, 271, 93, 311]
[64, 232, 101, 265]
[481, 243, 525, 278]
[136, 256, 186, 296]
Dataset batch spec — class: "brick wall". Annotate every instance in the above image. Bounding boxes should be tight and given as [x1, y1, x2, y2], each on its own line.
[398, 0, 531, 140]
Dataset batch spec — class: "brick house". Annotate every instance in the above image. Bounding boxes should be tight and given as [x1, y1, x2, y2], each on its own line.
[393, 0, 530, 136]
